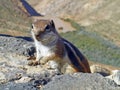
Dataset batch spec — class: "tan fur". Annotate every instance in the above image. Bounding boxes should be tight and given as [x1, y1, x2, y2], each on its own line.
[90, 65, 111, 76]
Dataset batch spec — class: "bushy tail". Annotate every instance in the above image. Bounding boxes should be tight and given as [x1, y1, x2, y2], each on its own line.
[90, 65, 111, 76]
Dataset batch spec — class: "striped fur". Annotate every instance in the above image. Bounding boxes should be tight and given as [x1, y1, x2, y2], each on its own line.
[63, 38, 91, 73]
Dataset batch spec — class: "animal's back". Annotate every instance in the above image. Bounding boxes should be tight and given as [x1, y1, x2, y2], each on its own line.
[62, 38, 91, 73]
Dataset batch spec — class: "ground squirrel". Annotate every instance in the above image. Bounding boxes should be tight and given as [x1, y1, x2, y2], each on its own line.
[28, 19, 91, 74]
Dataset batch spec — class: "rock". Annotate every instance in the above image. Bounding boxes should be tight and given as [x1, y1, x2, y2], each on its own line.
[42, 73, 120, 90]
[15, 77, 33, 83]
[0, 72, 6, 80]
[0, 35, 35, 56]
[106, 70, 120, 85]
[0, 82, 37, 90]
[0, 72, 6, 84]
[0, 35, 120, 90]
[0, 35, 59, 90]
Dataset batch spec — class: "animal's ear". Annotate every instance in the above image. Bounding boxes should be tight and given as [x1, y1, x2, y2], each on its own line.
[50, 20, 55, 28]
[32, 16, 40, 23]
[33, 19, 37, 23]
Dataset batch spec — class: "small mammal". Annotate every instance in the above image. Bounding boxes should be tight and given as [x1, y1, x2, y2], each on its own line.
[29, 19, 91, 74]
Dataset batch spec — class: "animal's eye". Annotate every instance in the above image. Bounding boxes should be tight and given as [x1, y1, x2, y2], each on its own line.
[45, 25, 51, 32]
[31, 24, 34, 29]
[46, 25, 50, 29]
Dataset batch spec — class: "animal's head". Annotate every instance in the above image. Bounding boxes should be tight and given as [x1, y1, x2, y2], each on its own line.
[31, 19, 59, 45]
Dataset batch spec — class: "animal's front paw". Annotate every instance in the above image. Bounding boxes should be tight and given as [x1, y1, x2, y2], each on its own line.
[27, 56, 36, 61]
[39, 60, 46, 65]
[28, 61, 40, 66]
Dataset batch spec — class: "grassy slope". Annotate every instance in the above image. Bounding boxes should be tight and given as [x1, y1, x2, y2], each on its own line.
[86, 20, 120, 46]
[83, 0, 120, 46]
[0, 0, 31, 36]
[61, 19, 120, 67]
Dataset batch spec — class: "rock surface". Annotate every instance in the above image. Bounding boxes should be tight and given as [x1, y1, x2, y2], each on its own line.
[0, 35, 54, 89]
[43, 73, 120, 90]
[0, 35, 120, 90]
[0, 35, 35, 56]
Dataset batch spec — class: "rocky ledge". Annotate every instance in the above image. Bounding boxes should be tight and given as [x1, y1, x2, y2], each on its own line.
[0, 35, 120, 90]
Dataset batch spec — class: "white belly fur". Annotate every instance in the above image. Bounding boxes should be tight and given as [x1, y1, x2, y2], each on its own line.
[35, 40, 52, 57]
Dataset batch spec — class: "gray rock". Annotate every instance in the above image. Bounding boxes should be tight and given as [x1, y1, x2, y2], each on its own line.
[112, 70, 120, 85]
[42, 73, 120, 90]
[106, 70, 120, 85]
[0, 82, 37, 90]
[0, 35, 35, 56]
